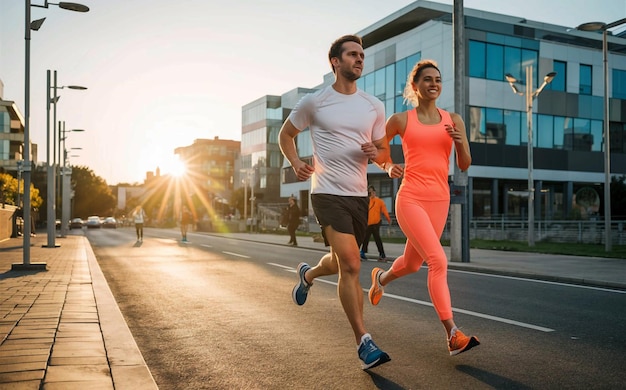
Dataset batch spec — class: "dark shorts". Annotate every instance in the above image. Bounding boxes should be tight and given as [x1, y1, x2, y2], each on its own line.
[311, 194, 368, 247]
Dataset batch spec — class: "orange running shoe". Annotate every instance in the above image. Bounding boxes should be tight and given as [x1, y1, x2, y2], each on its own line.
[368, 267, 384, 306]
[448, 329, 480, 356]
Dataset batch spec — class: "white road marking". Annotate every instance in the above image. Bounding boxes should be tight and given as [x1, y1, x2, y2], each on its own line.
[222, 251, 250, 258]
[200, 244, 212, 248]
[450, 269, 626, 294]
[280, 267, 555, 332]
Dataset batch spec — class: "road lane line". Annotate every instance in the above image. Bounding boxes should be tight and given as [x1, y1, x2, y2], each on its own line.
[222, 251, 250, 258]
[384, 293, 554, 332]
[200, 244, 212, 248]
[451, 269, 626, 294]
[280, 267, 555, 333]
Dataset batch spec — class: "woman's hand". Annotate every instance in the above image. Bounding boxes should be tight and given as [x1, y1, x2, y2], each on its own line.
[386, 163, 404, 178]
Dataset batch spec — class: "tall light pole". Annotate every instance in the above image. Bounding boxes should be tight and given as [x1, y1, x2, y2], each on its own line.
[577, 18, 626, 252]
[59, 124, 84, 237]
[14, 0, 89, 270]
[505, 67, 556, 247]
[45, 72, 86, 247]
[240, 168, 255, 232]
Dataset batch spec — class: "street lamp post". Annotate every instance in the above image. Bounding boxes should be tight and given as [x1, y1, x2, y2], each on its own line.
[44, 70, 59, 248]
[505, 66, 556, 247]
[240, 168, 255, 232]
[577, 18, 626, 252]
[14, 0, 89, 270]
[45, 71, 86, 247]
[59, 124, 84, 237]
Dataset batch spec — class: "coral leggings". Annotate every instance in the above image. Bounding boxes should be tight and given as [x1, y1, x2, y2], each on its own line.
[391, 193, 452, 321]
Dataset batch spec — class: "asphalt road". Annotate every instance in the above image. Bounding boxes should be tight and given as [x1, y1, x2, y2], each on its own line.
[83, 227, 626, 390]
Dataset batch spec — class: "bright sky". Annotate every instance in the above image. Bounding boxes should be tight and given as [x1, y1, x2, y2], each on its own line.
[1, 0, 624, 184]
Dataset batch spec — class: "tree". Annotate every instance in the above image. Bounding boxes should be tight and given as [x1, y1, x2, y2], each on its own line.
[71, 166, 116, 218]
[0, 172, 43, 209]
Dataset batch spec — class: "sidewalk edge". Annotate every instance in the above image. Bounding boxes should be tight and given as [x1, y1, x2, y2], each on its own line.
[84, 236, 159, 389]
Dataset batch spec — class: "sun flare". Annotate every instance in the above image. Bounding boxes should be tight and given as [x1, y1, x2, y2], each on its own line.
[169, 158, 187, 177]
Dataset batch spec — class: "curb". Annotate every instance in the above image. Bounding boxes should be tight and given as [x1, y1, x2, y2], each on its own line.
[85, 236, 159, 389]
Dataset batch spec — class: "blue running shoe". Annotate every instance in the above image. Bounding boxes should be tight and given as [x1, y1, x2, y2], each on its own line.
[360, 250, 367, 261]
[358, 333, 390, 369]
[292, 263, 312, 305]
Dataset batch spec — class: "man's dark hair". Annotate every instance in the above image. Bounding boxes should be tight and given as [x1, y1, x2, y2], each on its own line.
[328, 35, 363, 73]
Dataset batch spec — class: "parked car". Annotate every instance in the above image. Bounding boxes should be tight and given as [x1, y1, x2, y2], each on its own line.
[102, 217, 117, 229]
[86, 216, 101, 229]
[69, 218, 84, 229]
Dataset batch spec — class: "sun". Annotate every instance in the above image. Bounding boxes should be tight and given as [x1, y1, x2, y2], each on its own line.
[166, 157, 187, 178]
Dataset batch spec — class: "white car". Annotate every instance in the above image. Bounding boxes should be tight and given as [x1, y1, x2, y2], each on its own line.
[86, 216, 101, 229]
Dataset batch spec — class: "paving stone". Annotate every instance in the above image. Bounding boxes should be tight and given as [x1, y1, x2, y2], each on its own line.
[44, 364, 111, 382]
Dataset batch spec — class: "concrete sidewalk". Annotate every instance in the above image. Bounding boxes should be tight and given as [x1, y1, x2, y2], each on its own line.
[0, 234, 157, 390]
[0, 231, 623, 389]
[211, 231, 626, 291]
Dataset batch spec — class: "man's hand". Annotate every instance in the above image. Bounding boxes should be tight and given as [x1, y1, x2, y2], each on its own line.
[292, 160, 315, 181]
[361, 142, 379, 160]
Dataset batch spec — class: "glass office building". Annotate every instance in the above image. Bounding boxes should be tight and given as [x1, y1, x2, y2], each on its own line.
[243, 1, 626, 223]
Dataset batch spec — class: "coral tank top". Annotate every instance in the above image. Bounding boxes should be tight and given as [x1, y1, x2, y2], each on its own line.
[398, 108, 454, 201]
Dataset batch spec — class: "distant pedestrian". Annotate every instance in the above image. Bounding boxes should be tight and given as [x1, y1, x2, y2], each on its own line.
[286, 196, 301, 246]
[132, 205, 146, 242]
[180, 205, 193, 242]
[360, 186, 391, 261]
[279, 34, 391, 369]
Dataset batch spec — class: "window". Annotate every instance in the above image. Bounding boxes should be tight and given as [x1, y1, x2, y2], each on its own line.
[548, 61, 566, 91]
[374, 68, 386, 100]
[486, 108, 504, 144]
[486, 44, 504, 80]
[395, 59, 407, 96]
[572, 118, 592, 151]
[469, 106, 486, 143]
[504, 46, 521, 81]
[580, 64, 592, 95]
[537, 114, 553, 148]
[385, 64, 395, 100]
[553, 116, 566, 149]
[613, 69, 626, 99]
[469, 41, 486, 78]
[590, 120, 603, 152]
[504, 110, 521, 146]
[469, 39, 538, 83]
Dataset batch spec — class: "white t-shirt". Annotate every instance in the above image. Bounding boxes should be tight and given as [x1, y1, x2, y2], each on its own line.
[133, 209, 145, 223]
[288, 86, 385, 196]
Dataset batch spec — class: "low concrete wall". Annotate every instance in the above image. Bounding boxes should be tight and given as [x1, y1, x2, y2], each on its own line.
[0, 205, 17, 241]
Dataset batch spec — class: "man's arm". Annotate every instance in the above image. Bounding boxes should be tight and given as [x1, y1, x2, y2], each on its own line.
[278, 119, 315, 181]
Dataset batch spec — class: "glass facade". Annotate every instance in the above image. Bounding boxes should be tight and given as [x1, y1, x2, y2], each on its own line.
[470, 107, 603, 152]
[614, 69, 626, 99]
[548, 61, 566, 92]
[579, 64, 592, 95]
[270, 7, 626, 223]
[356, 52, 419, 146]
[468, 34, 539, 83]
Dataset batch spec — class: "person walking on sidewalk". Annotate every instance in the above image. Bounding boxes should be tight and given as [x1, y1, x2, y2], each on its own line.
[132, 205, 146, 242]
[360, 185, 391, 262]
[180, 205, 193, 242]
[368, 59, 479, 356]
[286, 196, 301, 246]
[279, 34, 391, 369]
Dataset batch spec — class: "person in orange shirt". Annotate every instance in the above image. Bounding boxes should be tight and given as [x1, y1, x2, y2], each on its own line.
[360, 186, 391, 261]
[368, 59, 479, 357]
